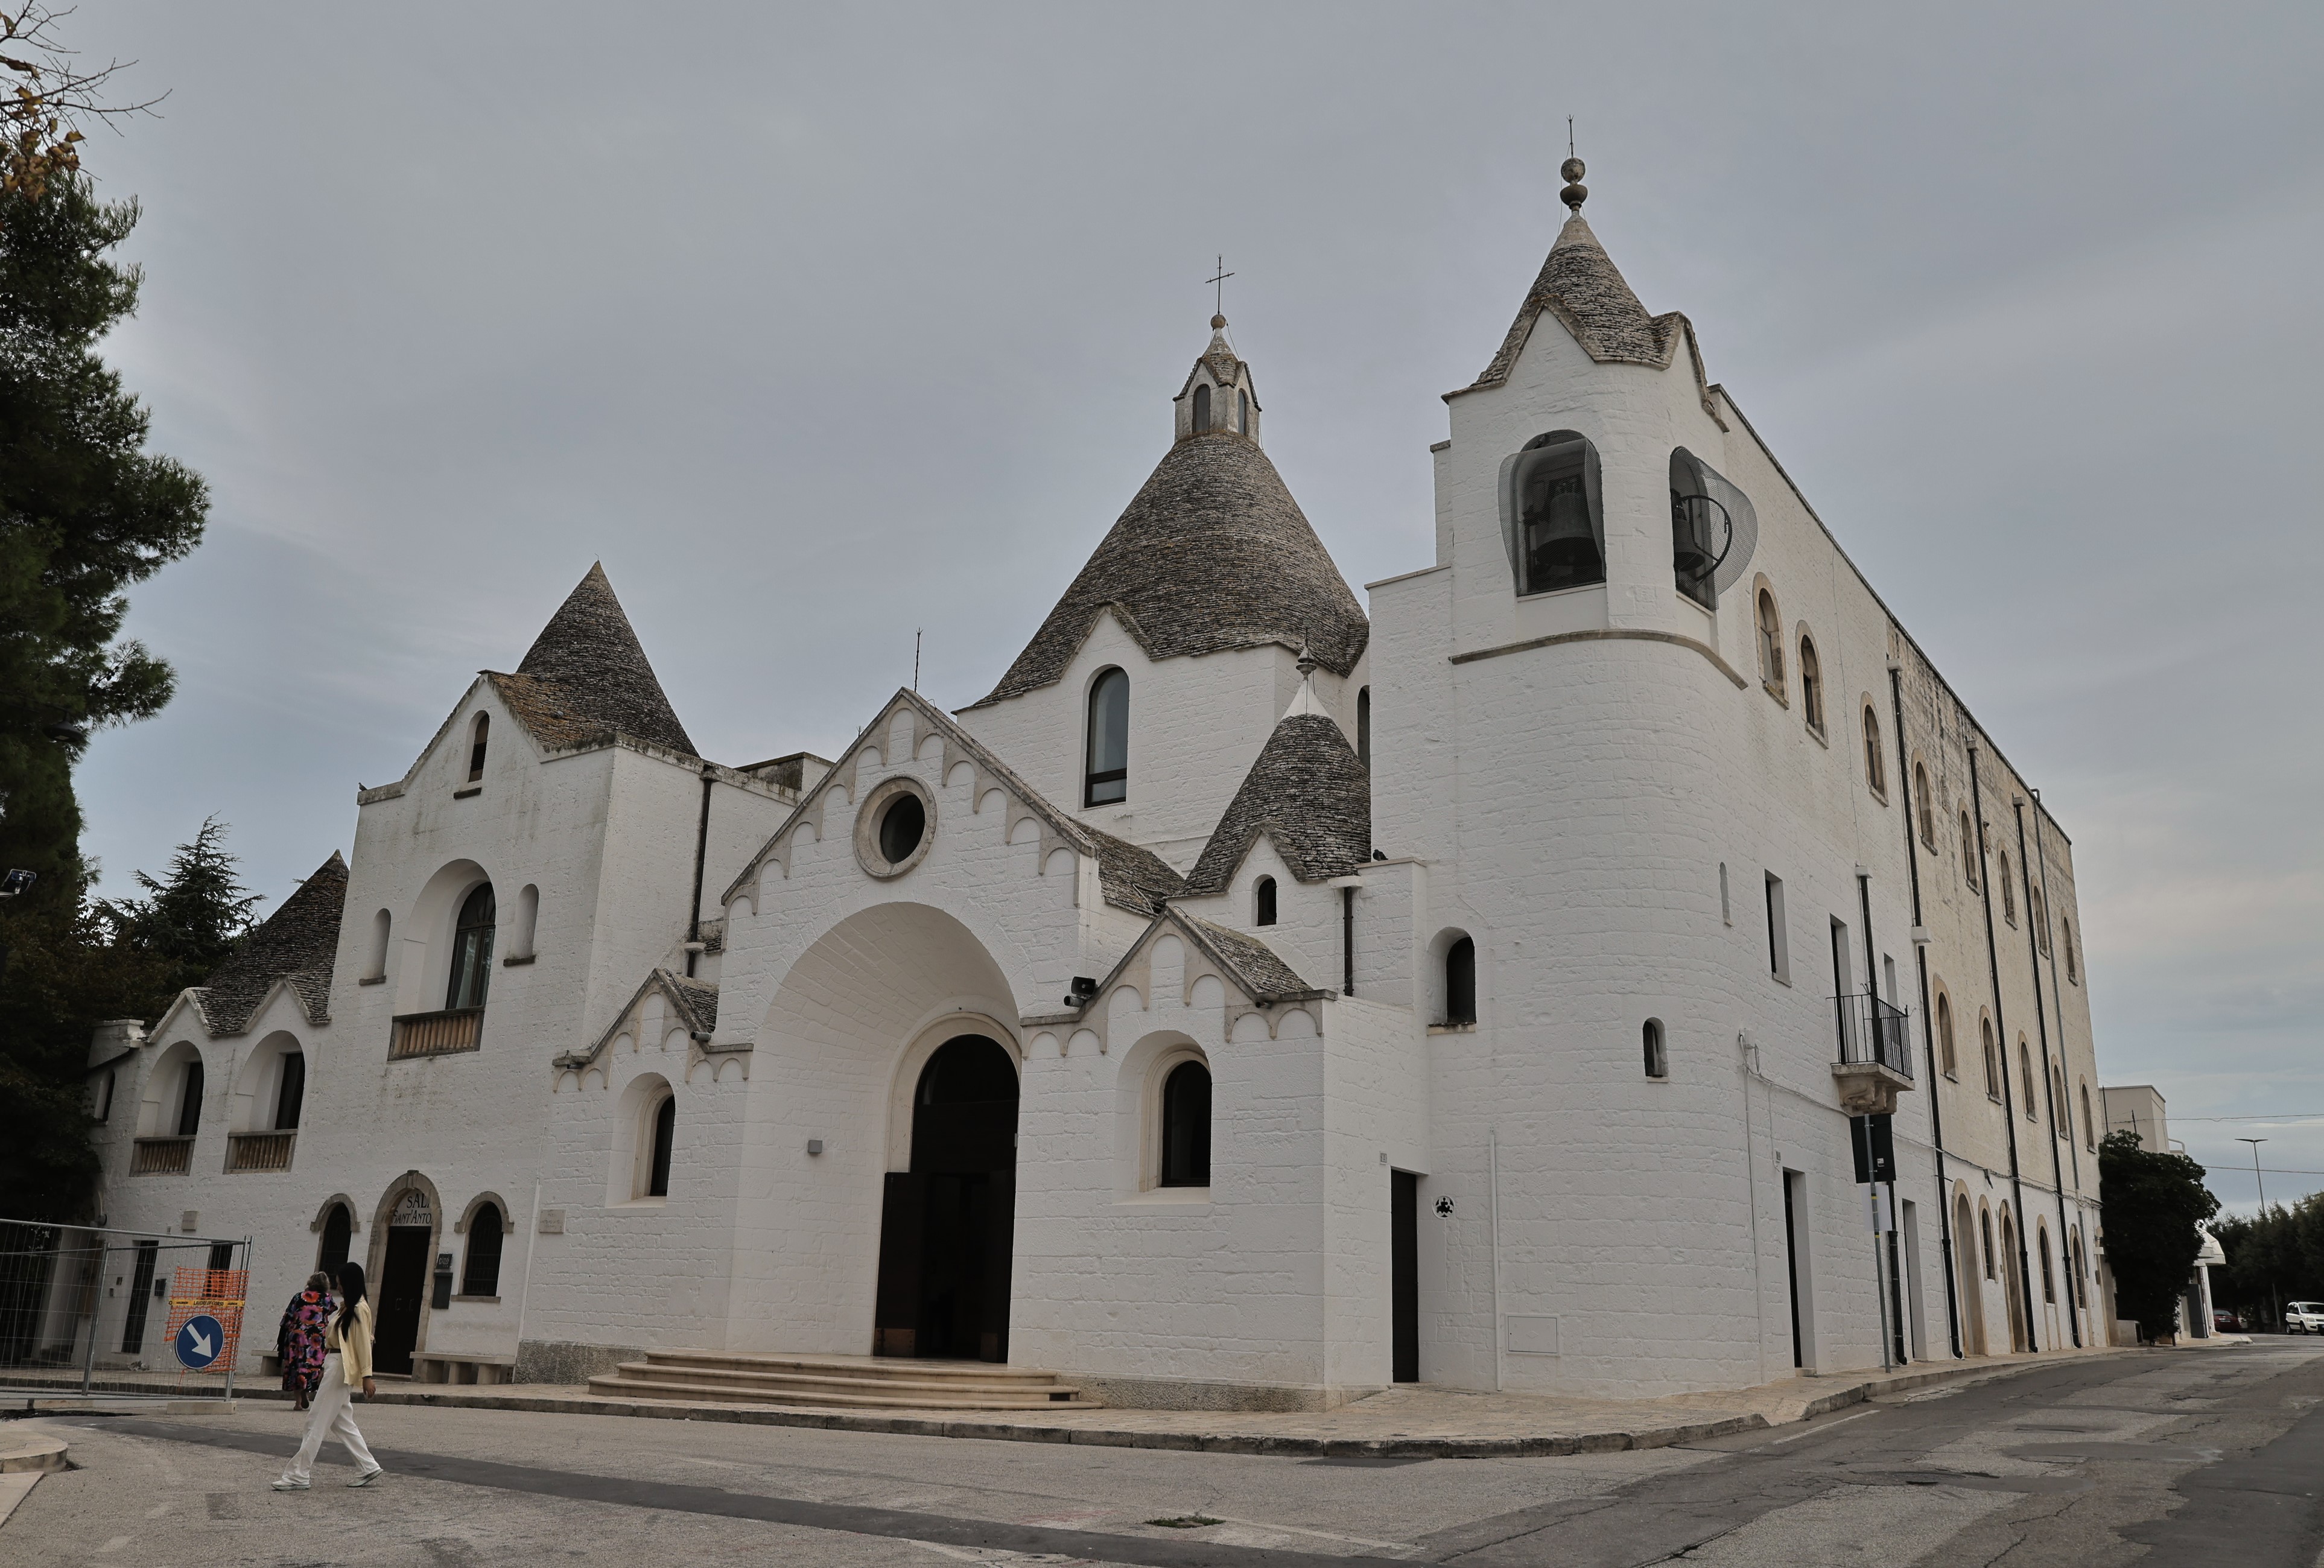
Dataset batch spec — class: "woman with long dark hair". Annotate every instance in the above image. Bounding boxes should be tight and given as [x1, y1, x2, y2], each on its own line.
[271, 1260, 383, 1490]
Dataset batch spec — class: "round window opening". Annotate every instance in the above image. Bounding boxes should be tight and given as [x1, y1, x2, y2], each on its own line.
[878, 793, 926, 866]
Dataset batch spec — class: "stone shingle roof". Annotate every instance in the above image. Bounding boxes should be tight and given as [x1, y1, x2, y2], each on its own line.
[557, 967, 721, 1070]
[498, 563, 696, 757]
[966, 436, 1368, 708]
[1185, 714, 1371, 895]
[1175, 912, 1324, 1002]
[1081, 823, 1186, 918]
[1463, 212, 1691, 389]
[191, 852, 347, 1035]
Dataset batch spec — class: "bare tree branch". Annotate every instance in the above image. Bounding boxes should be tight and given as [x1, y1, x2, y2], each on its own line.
[0, 4, 167, 204]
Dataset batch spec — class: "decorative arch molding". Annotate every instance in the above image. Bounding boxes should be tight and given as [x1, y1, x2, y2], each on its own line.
[1116, 1032, 1210, 1196]
[370, 1170, 444, 1237]
[1023, 906, 1328, 1054]
[308, 1194, 362, 1236]
[453, 1191, 515, 1236]
[882, 1012, 1023, 1175]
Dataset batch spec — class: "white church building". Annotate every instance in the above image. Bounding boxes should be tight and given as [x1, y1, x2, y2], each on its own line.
[81, 164, 2117, 1406]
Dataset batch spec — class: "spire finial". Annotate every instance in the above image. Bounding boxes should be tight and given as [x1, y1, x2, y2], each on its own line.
[1296, 637, 1318, 679]
[1206, 254, 1234, 325]
[1561, 119, 1587, 214]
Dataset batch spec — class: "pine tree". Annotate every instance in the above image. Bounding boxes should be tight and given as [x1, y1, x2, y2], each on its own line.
[97, 816, 262, 977]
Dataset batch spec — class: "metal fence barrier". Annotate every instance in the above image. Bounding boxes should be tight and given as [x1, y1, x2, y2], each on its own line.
[0, 1219, 252, 1401]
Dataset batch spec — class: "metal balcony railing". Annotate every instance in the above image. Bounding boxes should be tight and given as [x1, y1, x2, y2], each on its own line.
[390, 1007, 484, 1059]
[130, 1135, 193, 1175]
[226, 1131, 297, 1172]
[1833, 992, 1914, 1079]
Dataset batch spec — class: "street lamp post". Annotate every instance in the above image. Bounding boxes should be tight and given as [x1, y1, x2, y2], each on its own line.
[2238, 1137, 2274, 1331]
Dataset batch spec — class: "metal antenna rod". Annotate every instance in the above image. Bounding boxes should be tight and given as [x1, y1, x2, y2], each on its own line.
[913, 629, 921, 692]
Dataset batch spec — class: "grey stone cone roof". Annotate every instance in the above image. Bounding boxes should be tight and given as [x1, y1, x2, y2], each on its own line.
[1464, 212, 1689, 389]
[1185, 713, 1371, 894]
[966, 436, 1368, 708]
[507, 563, 697, 756]
[192, 851, 347, 1035]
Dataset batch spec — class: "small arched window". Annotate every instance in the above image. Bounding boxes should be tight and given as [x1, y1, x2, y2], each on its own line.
[1642, 1019, 1668, 1079]
[1084, 668, 1129, 806]
[1236, 390, 1249, 434]
[1254, 876, 1277, 927]
[466, 713, 489, 782]
[1999, 852, 2016, 922]
[1937, 994, 1957, 1078]
[1509, 431, 1605, 595]
[2064, 922, 2077, 982]
[2054, 1065, 2069, 1138]
[1443, 937, 1477, 1026]
[446, 883, 496, 1011]
[274, 1050, 305, 1131]
[1981, 1018, 2001, 1101]
[1159, 1059, 1211, 1187]
[1862, 706, 1886, 796]
[1961, 811, 1980, 890]
[2080, 1082, 2095, 1149]
[1798, 636, 1823, 730]
[319, 1203, 352, 1275]
[1914, 764, 1934, 847]
[1356, 686, 1371, 769]
[1980, 1207, 1998, 1278]
[2018, 1039, 2036, 1119]
[462, 1203, 503, 1296]
[1192, 382, 1212, 433]
[176, 1056, 205, 1138]
[1756, 591, 1785, 690]
[513, 884, 539, 960]
[646, 1093, 676, 1198]
[366, 908, 392, 980]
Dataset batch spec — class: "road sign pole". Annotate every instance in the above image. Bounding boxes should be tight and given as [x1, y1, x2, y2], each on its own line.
[223, 1236, 249, 1403]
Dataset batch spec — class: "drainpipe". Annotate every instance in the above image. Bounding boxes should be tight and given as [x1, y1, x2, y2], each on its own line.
[686, 767, 714, 979]
[2016, 799, 2083, 1348]
[1340, 886, 1354, 997]
[1891, 664, 1963, 1358]
[2030, 800, 2091, 1333]
[1969, 745, 2040, 1353]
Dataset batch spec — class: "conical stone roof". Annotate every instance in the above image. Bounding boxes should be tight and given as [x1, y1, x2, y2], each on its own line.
[194, 851, 348, 1033]
[507, 563, 697, 756]
[1184, 712, 1371, 894]
[968, 436, 1368, 708]
[1464, 211, 1687, 389]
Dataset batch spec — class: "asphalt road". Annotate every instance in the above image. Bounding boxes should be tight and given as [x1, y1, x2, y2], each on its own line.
[9, 1342, 2322, 1566]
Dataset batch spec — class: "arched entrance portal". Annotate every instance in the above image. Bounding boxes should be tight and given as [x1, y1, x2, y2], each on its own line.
[874, 1035, 1019, 1361]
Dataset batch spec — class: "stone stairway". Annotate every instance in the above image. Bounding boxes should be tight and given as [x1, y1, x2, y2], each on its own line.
[586, 1351, 1099, 1411]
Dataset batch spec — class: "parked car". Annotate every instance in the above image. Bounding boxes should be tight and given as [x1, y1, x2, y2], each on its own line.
[2284, 1302, 2324, 1333]
[2214, 1309, 2243, 1333]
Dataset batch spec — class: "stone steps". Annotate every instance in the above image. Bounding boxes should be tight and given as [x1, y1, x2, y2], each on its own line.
[586, 1350, 1098, 1411]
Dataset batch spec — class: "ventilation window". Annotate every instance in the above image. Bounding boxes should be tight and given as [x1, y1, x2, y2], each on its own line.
[466, 713, 489, 783]
[1914, 763, 1934, 848]
[1756, 591, 1785, 693]
[1506, 431, 1605, 596]
[1084, 667, 1128, 806]
[1442, 936, 1476, 1026]
[1158, 1059, 1211, 1187]
[1254, 876, 1277, 927]
[1764, 872, 1791, 983]
[1798, 636, 1824, 732]
[1642, 1019, 1668, 1079]
[1192, 382, 1212, 433]
[462, 1203, 503, 1296]
[1936, 994, 1957, 1078]
[877, 793, 926, 866]
[446, 883, 496, 1011]
[1862, 706, 1886, 798]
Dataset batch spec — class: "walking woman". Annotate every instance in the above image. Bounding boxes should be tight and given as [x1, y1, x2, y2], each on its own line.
[275, 1272, 335, 1412]
[272, 1261, 384, 1490]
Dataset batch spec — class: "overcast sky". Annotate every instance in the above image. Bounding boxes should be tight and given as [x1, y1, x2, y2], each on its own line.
[62, 3, 2321, 1210]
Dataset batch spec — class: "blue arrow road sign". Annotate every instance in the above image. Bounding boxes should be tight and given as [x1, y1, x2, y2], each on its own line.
[174, 1313, 224, 1370]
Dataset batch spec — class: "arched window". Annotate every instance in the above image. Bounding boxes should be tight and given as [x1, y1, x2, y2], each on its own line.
[1981, 1018, 2000, 1102]
[1999, 852, 2016, 922]
[1961, 811, 1980, 889]
[466, 713, 489, 782]
[1915, 764, 1934, 847]
[1509, 431, 1605, 595]
[446, 883, 496, 1011]
[1254, 876, 1277, 927]
[95, 1068, 115, 1123]
[1642, 1019, 1668, 1079]
[512, 884, 539, 960]
[274, 1050, 305, 1131]
[1937, 994, 1957, 1078]
[1980, 1206, 1996, 1278]
[2080, 1082, 2095, 1149]
[1862, 706, 1886, 796]
[1159, 1059, 1211, 1187]
[2030, 884, 2049, 953]
[319, 1203, 352, 1275]
[1236, 390, 1249, 434]
[462, 1204, 504, 1296]
[1798, 636, 1824, 730]
[2054, 1066, 2070, 1138]
[1084, 667, 1129, 806]
[1356, 686, 1371, 769]
[2039, 1227, 2055, 1302]
[176, 1056, 205, 1138]
[646, 1093, 676, 1198]
[2064, 921, 2077, 982]
[1443, 936, 1477, 1026]
[1756, 591, 1785, 690]
[1192, 382, 1211, 433]
[2019, 1039, 2036, 1119]
[366, 908, 391, 981]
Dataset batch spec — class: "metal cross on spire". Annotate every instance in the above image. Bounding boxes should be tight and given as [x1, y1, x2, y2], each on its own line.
[1206, 255, 1234, 319]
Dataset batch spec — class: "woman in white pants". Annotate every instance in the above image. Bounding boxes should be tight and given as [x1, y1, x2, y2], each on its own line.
[273, 1260, 384, 1489]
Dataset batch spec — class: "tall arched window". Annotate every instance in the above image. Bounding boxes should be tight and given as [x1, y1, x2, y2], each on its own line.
[1356, 686, 1371, 769]
[2054, 1065, 2070, 1138]
[646, 1093, 676, 1198]
[1443, 937, 1476, 1026]
[274, 1051, 305, 1131]
[1510, 431, 1604, 595]
[2039, 1227, 2056, 1302]
[1961, 811, 1980, 889]
[1236, 390, 1248, 434]
[1756, 591, 1785, 690]
[176, 1056, 205, 1138]
[1159, 1059, 1211, 1187]
[1914, 764, 1935, 846]
[1192, 382, 1211, 433]
[1798, 636, 1824, 730]
[1862, 706, 1886, 796]
[1982, 1018, 2000, 1101]
[1642, 1019, 1668, 1079]
[1980, 1207, 1997, 1279]
[2030, 885, 2049, 953]
[446, 884, 496, 1011]
[319, 1203, 352, 1275]
[462, 1203, 504, 1296]
[1254, 876, 1277, 927]
[2019, 1039, 2036, 1119]
[1084, 668, 1129, 805]
[466, 713, 489, 782]
[1999, 853, 2016, 922]
[2064, 922, 2077, 982]
[2080, 1082, 2095, 1149]
[1937, 994, 1957, 1078]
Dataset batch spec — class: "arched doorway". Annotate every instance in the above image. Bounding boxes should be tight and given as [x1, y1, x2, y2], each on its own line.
[373, 1187, 436, 1374]
[1954, 1194, 1986, 1355]
[873, 1035, 1018, 1361]
[2000, 1208, 2029, 1353]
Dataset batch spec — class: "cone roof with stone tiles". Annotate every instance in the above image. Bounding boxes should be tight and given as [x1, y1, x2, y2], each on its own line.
[194, 850, 348, 1034]
[496, 562, 697, 757]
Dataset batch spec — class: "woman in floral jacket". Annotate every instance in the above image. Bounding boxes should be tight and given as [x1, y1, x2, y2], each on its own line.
[275, 1272, 335, 1410]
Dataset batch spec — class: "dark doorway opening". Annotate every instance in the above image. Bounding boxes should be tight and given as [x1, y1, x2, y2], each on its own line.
[1391, 1170, 1420, 1382]
[874, 1035, 1018, 1362]
[1782, 1169, 1808, 1370]
[121, 1239, 158, 1353]
[374, 1225, 431, 1374]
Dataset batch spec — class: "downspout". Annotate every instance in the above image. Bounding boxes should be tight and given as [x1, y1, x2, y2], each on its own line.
[1969, 744, 2040, 1352]
[2016, 799, 2083, 1347]
[1341, 886, 1354, 997]
[1891, 664, 1963, 1357]
[686, 767, 714, 979]
[2031, 801, 2091, 1333]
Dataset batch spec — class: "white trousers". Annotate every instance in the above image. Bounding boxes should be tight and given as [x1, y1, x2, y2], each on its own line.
[281, 1353, 376, 1482]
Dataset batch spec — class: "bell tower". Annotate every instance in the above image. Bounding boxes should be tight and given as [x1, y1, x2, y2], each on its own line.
[1172, 315, 1262, 446]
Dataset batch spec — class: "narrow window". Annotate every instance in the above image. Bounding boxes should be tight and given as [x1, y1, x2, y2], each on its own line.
[1158, 1060, 1212, 1187]
[1937, 994, 1957, 1078]
[647, 1094, 676, 1198]
[513, 884, 539, 959]
[367, 908, 392, 980]
[1192, 382, 1211, 433]
[2054, 1067, 2070, 1138]
[1443, 936, 1477, 1026]
[1084, 668, 1129, 806]
[1798, 636, 1824, 729]
[1981, 1208, 1996, 1279]
[1961, 811, 1980, 890]
[1236, 389, 1249, 434]
[2019, 1039, 2036, 1119]
[1982, 1019, 2000, 1101]
[462, 1204, 504, 1296]
[2031, 885, 2049, 953]
[1862, 706, 1886, 796]
[1719, 862, 1731, 925]
[274, 1051, 305, 1131]
[2081, 1083, 2095, 1149]
[446, 883, 497, 1011]
[95, 1068, 115, 1122]
[1356, 686, 1371, 769]
[1764, 873, 1791, 983]
[466, 713, 489, 782]
[176, 1056, 205, 1138]
[1915, 764, 1934, 847]
[1999, 852, 2016, 922]
[2064, 922, 2077, 982]
[319, 1204, 352, 1275]
[1829, 917, 1853, 1001]
[1756, 591, 1785, 690]
[1254, 876, 1277, 927]
[1642, 1019, 1668, 1079]
[1510, 432, 1605, 595]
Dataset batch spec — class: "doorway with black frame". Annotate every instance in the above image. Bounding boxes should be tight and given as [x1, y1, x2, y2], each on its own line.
[874, 1035, 1019, 1362]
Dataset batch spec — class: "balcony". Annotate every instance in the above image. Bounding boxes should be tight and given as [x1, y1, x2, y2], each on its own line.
[390, 1007, 484, 1059]
[130, 1135, 193, 1175]
[226, 1131, 297, 1172]
[1832, 992, 1914, 1115]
